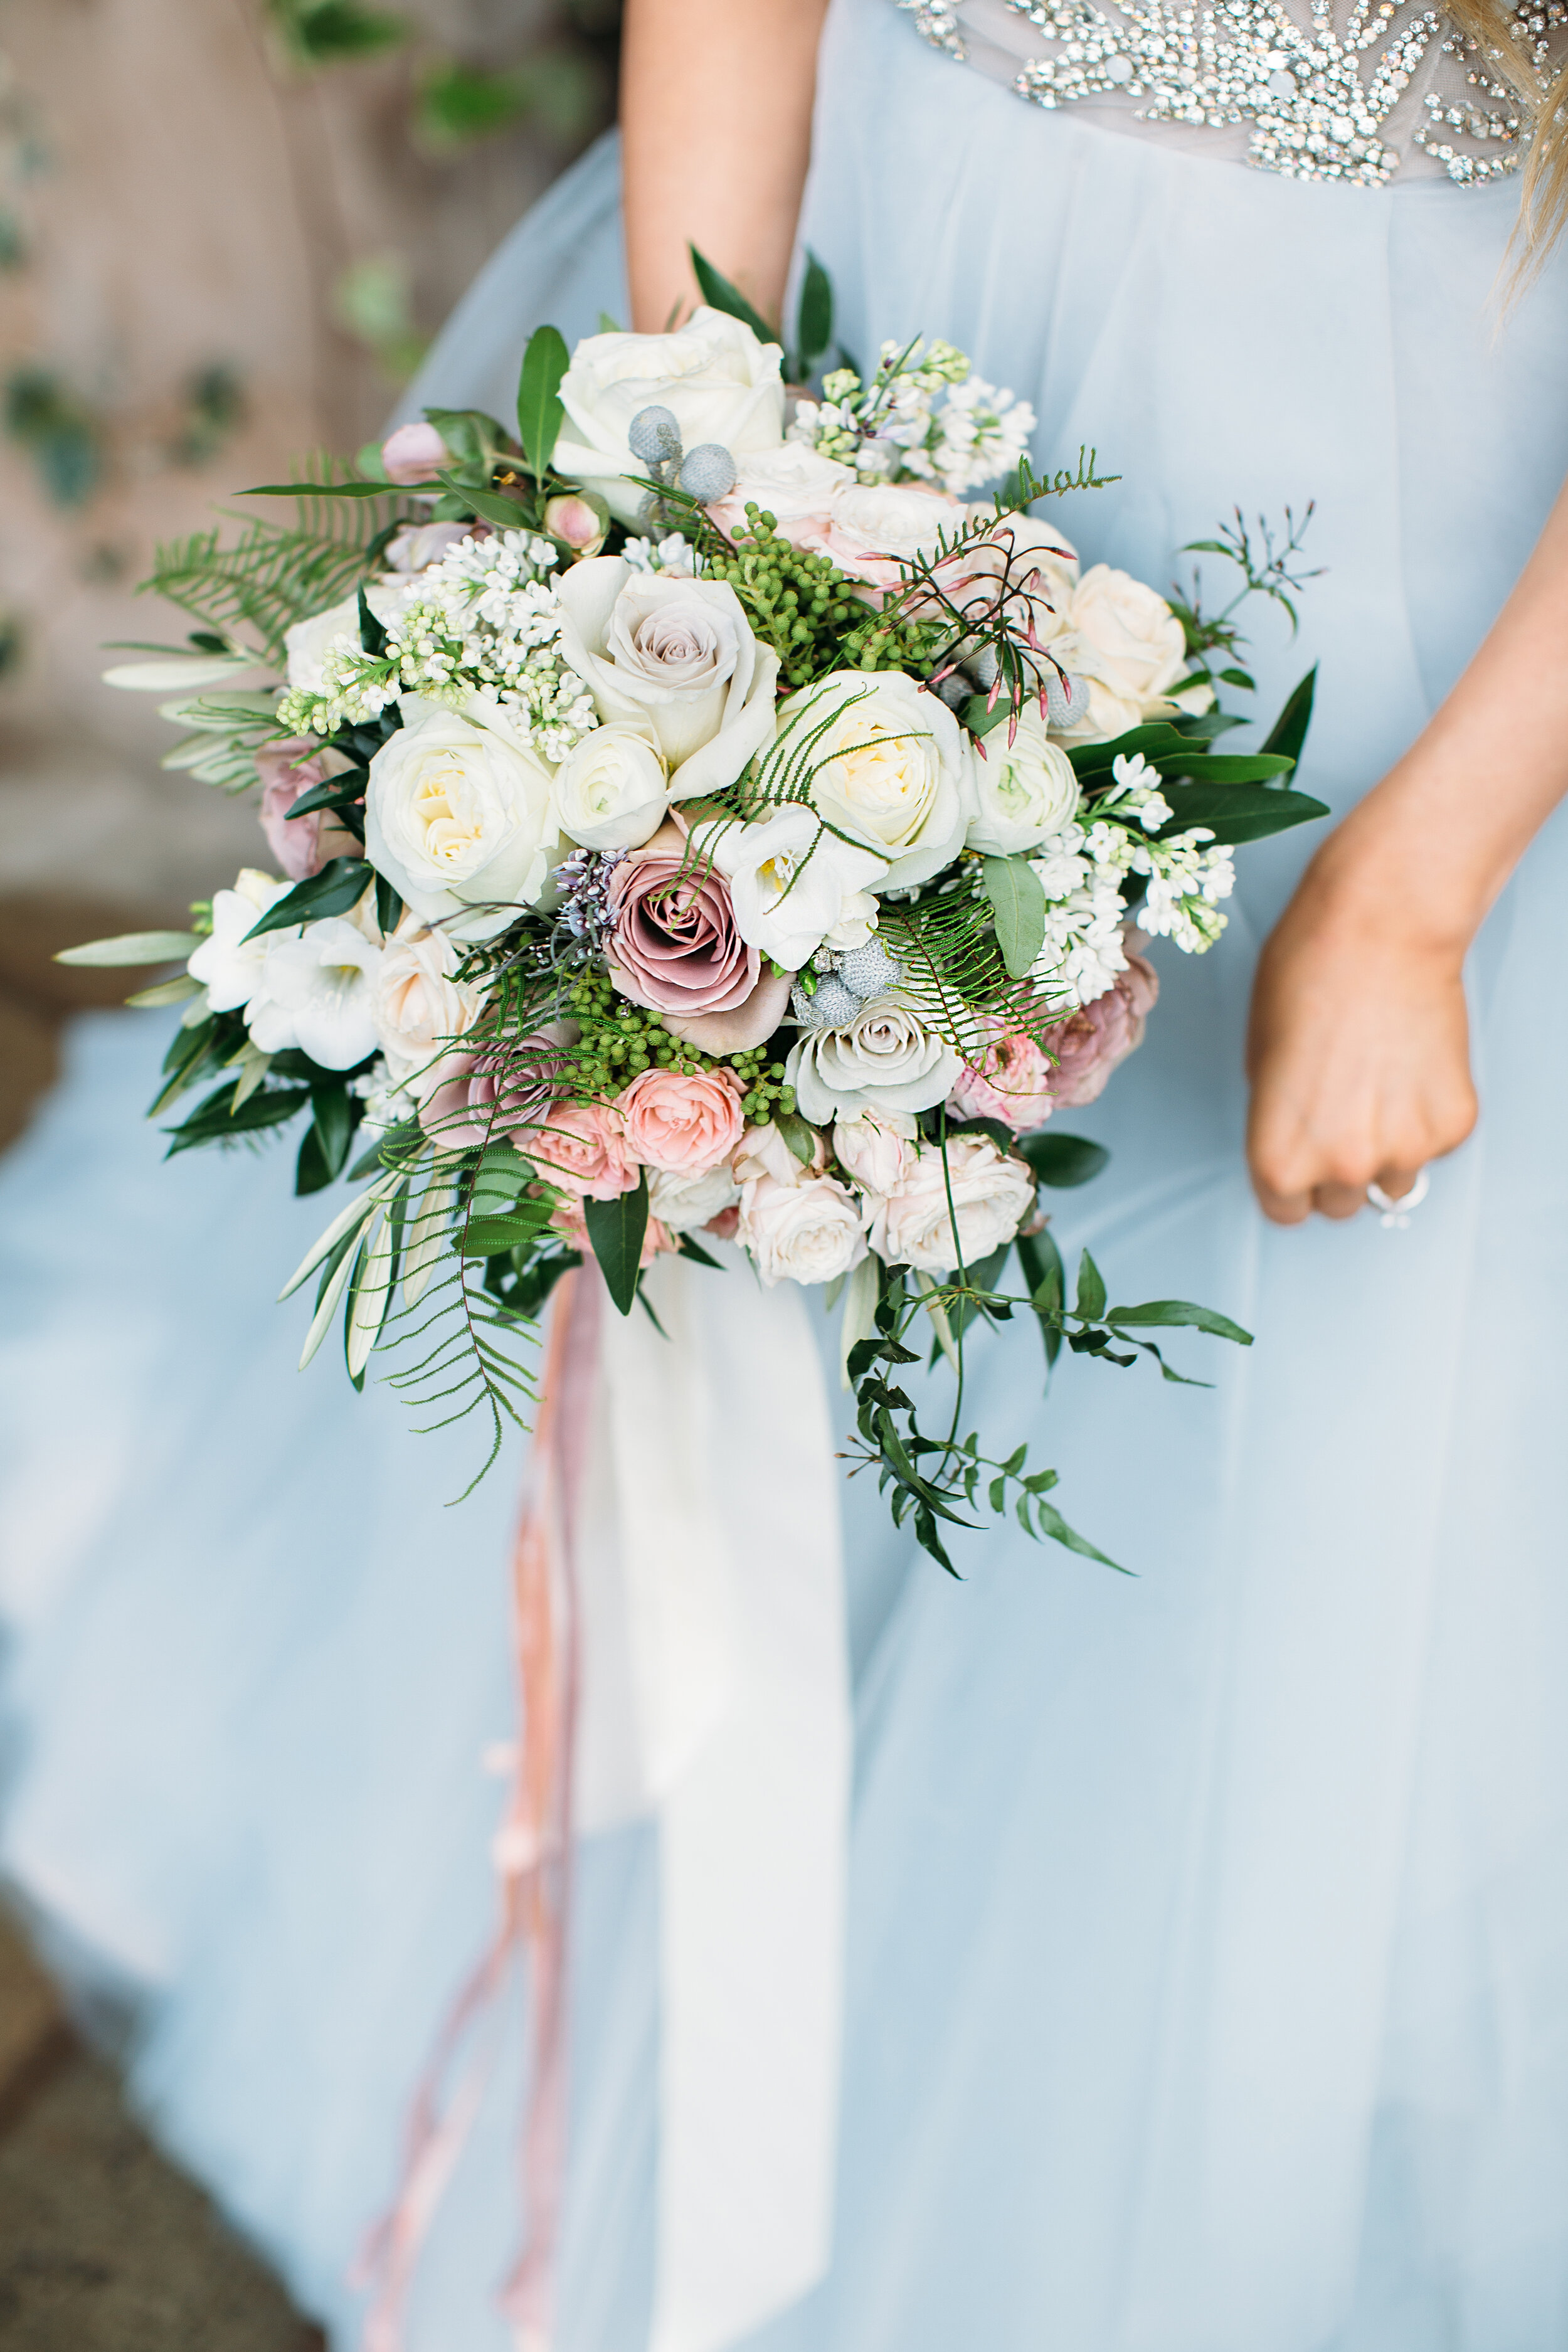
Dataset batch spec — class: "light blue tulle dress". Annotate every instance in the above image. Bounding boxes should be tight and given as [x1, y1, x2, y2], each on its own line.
[6, 0, 1568, 2344]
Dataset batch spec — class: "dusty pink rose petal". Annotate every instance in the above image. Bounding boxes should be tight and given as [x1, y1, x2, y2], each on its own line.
[704, 1204, 741, 1241]
[419, 1029, 573, 1152]
[949, 1025, 1057, 1134]
[257, 740, 360, 882]
[524, 1098, 638, 1200]
[607, 814, 761, 1022]
[664, 966, 793, 1055]
[1042, 951, 1160, 1108]
[381, 420, 447, 485]
[618, 1065, 745, 1175]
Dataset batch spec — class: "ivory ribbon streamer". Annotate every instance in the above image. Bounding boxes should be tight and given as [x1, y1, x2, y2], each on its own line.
[362, 1248, 850, 2352]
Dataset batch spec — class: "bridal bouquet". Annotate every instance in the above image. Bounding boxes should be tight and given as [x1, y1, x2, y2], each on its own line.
[70, 259, 1324, 1564]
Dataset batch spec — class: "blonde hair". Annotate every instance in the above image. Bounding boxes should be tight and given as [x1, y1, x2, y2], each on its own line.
[1443, 0, 1568, 267]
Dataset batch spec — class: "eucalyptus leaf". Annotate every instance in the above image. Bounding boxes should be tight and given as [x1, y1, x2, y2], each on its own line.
[55, 930, 199, 967]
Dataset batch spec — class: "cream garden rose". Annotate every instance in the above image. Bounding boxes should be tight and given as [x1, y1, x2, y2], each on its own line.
[647, 1160, 742, 1234]
[780, 669, 975, 891]
[556, 558, 779, 797]
[786, 995, 962, 1123]
[738, 1170, 868, 1288]
[867, 1134, 1036, 1274]
[371, 922, 487, 1095]
[282, 582, 406, 693]
[832, 1108, 916, 1195]
[818, 482, 968, 590]
[553, 722, 669, 850]
[706, 445, 856, 548]
[364, 703, 558, 943]
[553, 308, 787, 522]
[965, 706, 1081, 855]
[1064, 566, 1211, 729]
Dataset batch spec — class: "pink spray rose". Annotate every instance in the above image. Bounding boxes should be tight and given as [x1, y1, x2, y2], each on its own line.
[257, 740, 361, 882]
[543, 492, 608, 557]
[381, 420, 447, 485]
[949, 1026, 1058, 1134]
[1040, 950, 1160, 1108]
[524, 1099, 638, 1200]
[618, 1064, 745, 1175]
[384, 521, 474, 573]
[419, 1029, 574, 1152]
[607, 815, 790, 1052]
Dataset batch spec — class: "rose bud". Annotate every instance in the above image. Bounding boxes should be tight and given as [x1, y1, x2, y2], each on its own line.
[380, 420, 447, 485]
[543, 491, 609, 558]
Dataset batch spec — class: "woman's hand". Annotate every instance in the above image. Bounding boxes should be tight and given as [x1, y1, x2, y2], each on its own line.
[1246, 849, 1477, 1223]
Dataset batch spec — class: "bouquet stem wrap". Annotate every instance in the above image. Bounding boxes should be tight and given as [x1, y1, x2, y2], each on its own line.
[364, 1256, 850, 2352]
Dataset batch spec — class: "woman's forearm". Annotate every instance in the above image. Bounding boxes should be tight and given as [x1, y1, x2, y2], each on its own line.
[1315, 474, 1568, 947]
[620, 0, 828, 334]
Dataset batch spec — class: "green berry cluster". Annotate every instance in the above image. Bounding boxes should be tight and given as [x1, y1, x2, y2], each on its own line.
[707, 507, 939, 692]
[565, 970, 796, 1125]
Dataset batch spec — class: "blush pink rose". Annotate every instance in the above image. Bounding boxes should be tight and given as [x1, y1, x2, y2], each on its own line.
[1041, 951, 1160, 1108]
[524, 1098, 638, 1200]
[949, 1026, 1058, 1134]
[419, 1029, 574, 1152]
[548, 1192, 672, 1264]
[618, 1064, 745, 1174]
[257, 740, 360, 881]
[381, 420, 447, 484]
[607, 815, 765, 1032]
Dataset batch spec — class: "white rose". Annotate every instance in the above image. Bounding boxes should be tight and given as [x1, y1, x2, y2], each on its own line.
[709, 445, 855, 541]
[965, 706, 1081, 855]
[364, 704, 558, 943]
[787, 995, 962, 1123]
[246, 916, 383, 1069]
[780, 669, 974, 891]
[738, 1171, 868, 1288]
[647, 1160, 741, 1233]
[820, 482, 968, 583]
[946, 512, 1079, 654]
[732, 1118, 826, 1187]
[372, 922, 487, 1094]
[556, 558, 778, 797]
[1066, 566, 1190, 717]
[697, 805, 889, 972]
[553, 722, 669, 851]
[867, 1135, 1036, 1273]
[283, 583, 406, 692]
[188, 868, 297, 1009]
[832, 1108, 916, 1195]
[554, 307, 787, 522]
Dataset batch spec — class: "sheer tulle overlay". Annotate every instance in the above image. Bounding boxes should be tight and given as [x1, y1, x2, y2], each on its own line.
[6, 0, 1568, 2344]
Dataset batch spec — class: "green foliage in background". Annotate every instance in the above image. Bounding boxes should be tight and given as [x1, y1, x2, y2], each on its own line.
[4, 366, 101, 506]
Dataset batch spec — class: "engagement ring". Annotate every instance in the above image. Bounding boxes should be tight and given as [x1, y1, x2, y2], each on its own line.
[1366, 1170, 1430, 1229]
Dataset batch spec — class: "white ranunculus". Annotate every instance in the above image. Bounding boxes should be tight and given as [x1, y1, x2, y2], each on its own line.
[738, 1171, 868, 1288]
[283, 582, 406, 692]
[246, 917, 383, 1069]
[787, 995, 962, 1123]
[832, 1108, 916, 1195]
[372, 922, 487, 1094]
[556, 558, 779, 797]
[697, 805, 889, 972]
[554, 307, 787, 522]
[867, 1135, 1036, 1273]
[780, 669, 974, 891]
[553, 722, 670, 850]
[648, 1160, 741, 1234]
[965, 706, 1081, 855]
[1066, 565, 1193, 718]
[188, 869, 297, 1009]
[364, 704, 559, 943]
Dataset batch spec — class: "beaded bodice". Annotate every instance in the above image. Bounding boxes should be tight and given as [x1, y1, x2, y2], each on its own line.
[898, 0, 1564, 183]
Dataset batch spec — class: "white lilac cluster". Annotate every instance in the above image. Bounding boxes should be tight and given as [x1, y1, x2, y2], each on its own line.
[787, 340, 1036, 497]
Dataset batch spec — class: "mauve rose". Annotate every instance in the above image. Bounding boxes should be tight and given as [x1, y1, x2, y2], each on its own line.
[607, 815, 760, 1025]
[256, 739, 360, 881]
[381, 420, 447, 485]
[419, 1027, 575, 1152]
[618, 1065, 745, 1175]
[526, 1099, 638, 1200]
[949, 1025, 1057, 1133]
[1042, 950, 1160, 1108]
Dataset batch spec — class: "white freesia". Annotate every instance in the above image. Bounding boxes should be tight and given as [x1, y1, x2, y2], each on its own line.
[554, 308, 787, 522]
[787, 995, 962, 1123]
[965, 706, 1081, 854]
[553, 721, 670, 850]
[739, 1172, 868, 1288]
[364, 703, 559, 943]
[283, 582, 406, 693]
[188, 869, 296, 1009]
[780, 669, 974, 890]
[556, 558, 779, 797]
[246, 917, 383, 1069]
[371, 922, 487, 1094]
[867, 1135, 1036, 1273]
[647, 1160, 741, 1233]
[697, 806, 889, 972]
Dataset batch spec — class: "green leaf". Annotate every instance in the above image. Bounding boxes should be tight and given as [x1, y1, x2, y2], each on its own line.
[1032, 1498, 1127, 1572]
[457, 1209, 554, 1258]
[585, 1173, 649, 1316]
[243, 856, 373, 941]
[1151, 752, 1298, 785]
[55, 929, 199, 967]
[163, 1081, 310, 1157]
[688, 244, 778, 348]
[981, 854, 1047, 980]
[1156, 783, 1328, 845]
[961, 692, 1013, 740]
[436, 472, 530, 531]
[1106, 1298, 1254, 1345]
[516, 325, 568, 482]
[1219, 667, 1256, 691]
[1259, 663, 1318, 768]
[357, 582, 387, 657]
[676, 1232, 723, 1270]
[241, 477, 415, 498]
[1074, 1249, 1107, 1322]
[295, 1086, 356, 1196]
[374, 871, 404, 935]
[793, 252, 833, 376]
[1015, 1226, 1064, 1374]
[1019, 1131, 1110, 1189]
[773, 1106, 818, 1167]
[285, 767, 368, 819]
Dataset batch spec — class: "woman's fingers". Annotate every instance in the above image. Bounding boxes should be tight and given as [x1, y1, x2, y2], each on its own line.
[1311, 1180, 1366, 1220]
